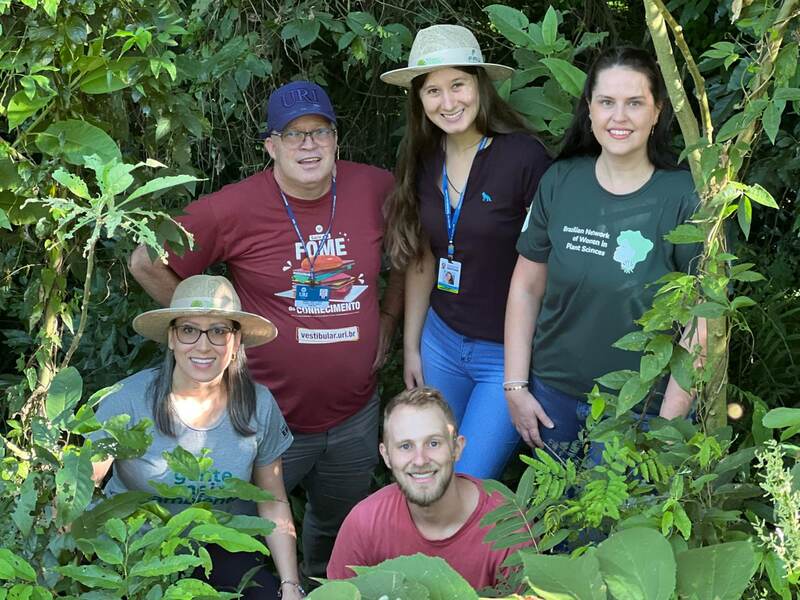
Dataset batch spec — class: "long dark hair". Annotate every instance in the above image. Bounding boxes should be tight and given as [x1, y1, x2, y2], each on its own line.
[384, 66, 537, 269]
[558, 46, 677, 169]
[148, 328, 257, 437]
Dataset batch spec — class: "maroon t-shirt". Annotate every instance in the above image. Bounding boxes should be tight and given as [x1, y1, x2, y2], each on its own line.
[167, 161, 394, 433]
[327, 474, 526, 589]
[418, 132, 551, 342]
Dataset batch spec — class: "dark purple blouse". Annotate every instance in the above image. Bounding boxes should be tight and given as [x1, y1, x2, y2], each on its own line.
[417, 132, 552, 342]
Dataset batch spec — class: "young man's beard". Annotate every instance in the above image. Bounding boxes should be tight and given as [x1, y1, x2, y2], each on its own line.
[395, 455, 456, 508]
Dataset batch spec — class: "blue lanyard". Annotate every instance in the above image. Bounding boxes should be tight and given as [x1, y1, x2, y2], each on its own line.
[278, 177, 337, 283]
[442, 137, 488, 260]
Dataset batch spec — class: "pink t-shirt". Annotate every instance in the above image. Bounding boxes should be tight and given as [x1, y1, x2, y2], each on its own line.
[167, 161, 394, 433]
[326, 474, 524, 589]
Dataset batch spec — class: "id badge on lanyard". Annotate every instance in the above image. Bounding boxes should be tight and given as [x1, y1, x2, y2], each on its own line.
[295, 283, 331, 309]
[437, 137, 487, 295]
[279, 177, 337, 310]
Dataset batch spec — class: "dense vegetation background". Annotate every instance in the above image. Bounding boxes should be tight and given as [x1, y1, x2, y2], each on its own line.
[0, 0, 799, 598]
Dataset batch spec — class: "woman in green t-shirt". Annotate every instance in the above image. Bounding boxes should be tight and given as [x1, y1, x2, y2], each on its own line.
[504, 47, 705, 458]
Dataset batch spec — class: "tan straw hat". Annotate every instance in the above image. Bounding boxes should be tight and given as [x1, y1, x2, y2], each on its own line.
[133, 275, 277, 348]
[380, 24, 514, 88]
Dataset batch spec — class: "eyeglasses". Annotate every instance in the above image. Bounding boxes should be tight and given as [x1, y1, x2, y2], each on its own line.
[270, 127, 336, 149]
[172, 323, 239, 346]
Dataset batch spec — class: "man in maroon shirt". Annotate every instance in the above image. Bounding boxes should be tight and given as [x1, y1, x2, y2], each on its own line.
[129, 81, 403, 585]
[327, 387, 527, 590]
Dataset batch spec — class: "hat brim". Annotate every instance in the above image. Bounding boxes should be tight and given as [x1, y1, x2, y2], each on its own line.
[380, 63, 514, 88]
[133, 308, 278, 348]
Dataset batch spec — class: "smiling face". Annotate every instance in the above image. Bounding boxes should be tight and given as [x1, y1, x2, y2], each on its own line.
[168, 316, 241, 389]
[380, 404, 465, 507]
[418, 67, 480, 138]
[588, 66, 661, 165]
[264, 114, 337, 200]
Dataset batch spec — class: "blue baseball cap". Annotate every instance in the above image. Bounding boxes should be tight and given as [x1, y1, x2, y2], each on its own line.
[262, 81, 337, 138]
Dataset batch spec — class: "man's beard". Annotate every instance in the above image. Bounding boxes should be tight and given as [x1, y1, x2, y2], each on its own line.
[395, 458, 455, 508]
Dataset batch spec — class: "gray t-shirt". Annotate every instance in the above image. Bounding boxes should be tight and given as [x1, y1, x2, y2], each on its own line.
[92, 368, 293, 515]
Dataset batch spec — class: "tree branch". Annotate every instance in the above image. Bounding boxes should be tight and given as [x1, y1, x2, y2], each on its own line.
[643, 0, 703, 188]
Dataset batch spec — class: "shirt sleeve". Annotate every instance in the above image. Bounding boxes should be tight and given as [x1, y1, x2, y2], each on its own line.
[254, 385, 293, 467]
[326, 507, 371, 579]
[519, 137, 553, 210]
[86, 377, 138, 443]
[167, 193, 230, 279]
[516, 162, 556, 263]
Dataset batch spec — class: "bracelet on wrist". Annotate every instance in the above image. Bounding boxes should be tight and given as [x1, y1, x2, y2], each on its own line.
[503, 379, 529, 386]
[279, 580, 306, 597]
[503, 382, 529, 392]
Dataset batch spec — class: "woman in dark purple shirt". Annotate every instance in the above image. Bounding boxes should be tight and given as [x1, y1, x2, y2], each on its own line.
[382, 24, 551, 478]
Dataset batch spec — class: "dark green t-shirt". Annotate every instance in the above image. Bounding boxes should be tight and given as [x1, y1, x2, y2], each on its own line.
[516, 156, 700, 401]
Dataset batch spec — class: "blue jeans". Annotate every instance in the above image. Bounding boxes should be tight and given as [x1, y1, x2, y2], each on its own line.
[420, 308, 520, 478]
[532, 376, 662, 464]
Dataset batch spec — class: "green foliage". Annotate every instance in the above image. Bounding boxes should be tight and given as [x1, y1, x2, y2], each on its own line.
[0, 0, 798, 597]
[1, 367, 274, 598]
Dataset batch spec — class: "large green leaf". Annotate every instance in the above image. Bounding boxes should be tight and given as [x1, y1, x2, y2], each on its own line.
[36, 120, 121, 165]
[55, 446, 94, 527]
[45, 366, 83, 424]
[11, 472, 36, 536]
[676, 541, 757, 600]
[129, 555, 204, 578]
[203, 477, 272, 502]
[79, 59, 140, 94]
[485, 5, 532, 47]
[510, 86, 569, 120]
[617, 375, 651, 416]
[519, 550, 607, 599]
[188, 524, 268, 555]
[307, 581, 361, 599]
[0, 549, 36, 582]
[596, 528, 676, 600]
[762, 407, 800, 429]
[0, 208, 11, 231]
[76, 537, 124, 566]
[541, 58, 586, 98]
[6, 91, 51, 129]
[72, 491, 152, 539]
[353, 554, 477, 600]
[163, 578, 233, 600]
[52, 169, 92, 201]
[347, 569, 430, 599]
[122, 174, 203, 204]
[56, 564, 122, 589]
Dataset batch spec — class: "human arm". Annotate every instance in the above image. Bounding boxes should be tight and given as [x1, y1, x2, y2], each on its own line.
[326, 508, 371, 580]
[373, 265, 405, 372]
[92, 457, 114, 485]
[402, 243, 436, 388]
[504, 256, 554, 447]
[660, 317, 707, 419]
[252, 459, 302, 599]
[128, 245, 182, 307]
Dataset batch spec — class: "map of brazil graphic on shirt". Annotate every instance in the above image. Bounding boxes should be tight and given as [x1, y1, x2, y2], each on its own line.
[613, 230, 654, 273]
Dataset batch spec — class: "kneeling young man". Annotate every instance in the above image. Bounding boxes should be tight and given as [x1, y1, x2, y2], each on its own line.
[327, 387, 523, 589]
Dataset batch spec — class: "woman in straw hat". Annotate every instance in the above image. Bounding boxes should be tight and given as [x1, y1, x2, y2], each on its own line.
[91, 275, 304, 599]
[382, 24, 551, 479]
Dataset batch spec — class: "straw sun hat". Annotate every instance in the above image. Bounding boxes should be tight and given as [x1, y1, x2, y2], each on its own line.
[380, 24, 514, 88]
[133, 275, 277, 348]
